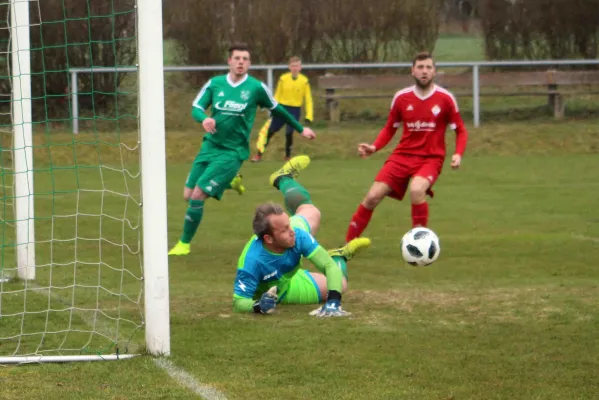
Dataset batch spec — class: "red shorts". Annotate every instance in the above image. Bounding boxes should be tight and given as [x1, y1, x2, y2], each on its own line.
[375, 154, 444, 201]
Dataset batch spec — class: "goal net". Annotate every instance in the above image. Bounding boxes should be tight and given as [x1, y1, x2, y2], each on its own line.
[0, 0, 170, 363]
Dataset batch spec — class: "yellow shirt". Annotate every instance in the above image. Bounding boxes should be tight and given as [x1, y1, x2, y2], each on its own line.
[274, 72, 314, 122]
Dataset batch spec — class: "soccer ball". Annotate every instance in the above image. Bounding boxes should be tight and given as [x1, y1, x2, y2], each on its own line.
[400, 227, 440, 266]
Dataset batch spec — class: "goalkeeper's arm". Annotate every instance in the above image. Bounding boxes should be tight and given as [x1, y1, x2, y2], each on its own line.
[232, 269, 277, 314]
[307, 246, 344, 299]
[233, 287, 278, 314]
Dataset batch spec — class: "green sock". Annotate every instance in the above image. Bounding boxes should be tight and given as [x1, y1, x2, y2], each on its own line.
[332, 256, 348, 280]
[180, 199, 204, 244]
[278, 176, 312, 214]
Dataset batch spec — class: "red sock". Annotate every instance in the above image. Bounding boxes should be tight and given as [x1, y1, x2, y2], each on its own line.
[346, 204, 374, 242]
[411, 202, 429, 227]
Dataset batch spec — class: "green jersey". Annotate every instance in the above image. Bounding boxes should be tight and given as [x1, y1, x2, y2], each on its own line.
[192, 74, 278, 161]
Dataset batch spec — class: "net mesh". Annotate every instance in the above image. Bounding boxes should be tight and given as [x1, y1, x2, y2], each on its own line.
[0, 0, 144, 359]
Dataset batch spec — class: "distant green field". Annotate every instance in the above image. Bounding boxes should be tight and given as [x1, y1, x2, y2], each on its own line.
[434, 34, 485, 61]
[2, 118, 599, 399]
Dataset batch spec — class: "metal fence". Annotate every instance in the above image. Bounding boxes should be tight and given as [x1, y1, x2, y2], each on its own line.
[69, 59, 599, 133]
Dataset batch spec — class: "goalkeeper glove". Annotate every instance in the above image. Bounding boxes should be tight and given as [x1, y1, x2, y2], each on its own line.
[309, 290, 351, 318]
[253, 286, 278, 314]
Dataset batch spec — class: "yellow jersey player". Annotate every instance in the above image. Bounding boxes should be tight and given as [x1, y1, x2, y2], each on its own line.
[251, 56, 314, 162]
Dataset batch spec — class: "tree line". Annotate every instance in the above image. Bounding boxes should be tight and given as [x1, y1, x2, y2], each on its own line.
[0, 0, 597, 119]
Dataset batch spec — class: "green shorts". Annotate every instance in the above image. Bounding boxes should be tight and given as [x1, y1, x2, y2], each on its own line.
[279, 215, 322, 305]
[185, 155, 242, 200]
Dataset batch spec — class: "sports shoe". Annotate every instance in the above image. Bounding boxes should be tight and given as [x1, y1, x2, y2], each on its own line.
[168, 241, 190, 256]
[328, 237, 372, 261]
[250, 153, 262, 163]
[229, 173, 245, 195]
[269, 155, 310, 188]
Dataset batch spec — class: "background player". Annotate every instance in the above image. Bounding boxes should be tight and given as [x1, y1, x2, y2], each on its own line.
[169, 43, 316, 256]
[251, 56, 314, 162]
[345, 51, 468, 242]
[233, 156, 371, 316]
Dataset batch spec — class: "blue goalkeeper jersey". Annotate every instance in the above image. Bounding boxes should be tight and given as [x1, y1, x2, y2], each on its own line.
[233, 221, 320, 302]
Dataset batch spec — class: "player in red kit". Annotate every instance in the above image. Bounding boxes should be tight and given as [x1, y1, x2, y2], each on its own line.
[345, 52, 468, 242]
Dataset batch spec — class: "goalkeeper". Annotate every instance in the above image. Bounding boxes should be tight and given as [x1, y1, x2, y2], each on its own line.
[232, 155, 371, 317]
[169, 43, 316, 256]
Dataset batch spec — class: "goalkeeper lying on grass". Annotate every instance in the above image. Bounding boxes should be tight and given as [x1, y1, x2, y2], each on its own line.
[232, 156, 371, 317]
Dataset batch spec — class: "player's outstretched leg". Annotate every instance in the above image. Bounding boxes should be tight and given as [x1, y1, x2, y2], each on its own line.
[269, 155, 312, 215]
[328, 237, 372, 279]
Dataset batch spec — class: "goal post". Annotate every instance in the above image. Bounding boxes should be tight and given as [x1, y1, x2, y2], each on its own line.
[138, 0, 171, 357]
[0, 0, 170, 363]
[11, 0, 35, 281]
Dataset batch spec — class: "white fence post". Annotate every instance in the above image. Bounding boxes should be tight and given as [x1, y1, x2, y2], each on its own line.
[473, 64, 480, 128]
[267, 68, 274, 93]
[71, 71, 78, 134]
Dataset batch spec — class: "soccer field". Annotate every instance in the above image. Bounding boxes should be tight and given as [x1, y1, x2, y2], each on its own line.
[2, 120, 599, 399]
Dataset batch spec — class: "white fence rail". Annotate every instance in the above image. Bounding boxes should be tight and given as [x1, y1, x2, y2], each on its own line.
[69, 59, 599, 133]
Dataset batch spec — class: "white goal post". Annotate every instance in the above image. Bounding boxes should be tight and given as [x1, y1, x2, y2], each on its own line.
[138, 0, 171, 357]
[0, 0, 170, 363]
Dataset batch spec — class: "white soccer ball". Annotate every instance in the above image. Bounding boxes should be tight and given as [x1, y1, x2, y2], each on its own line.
[400, 227, 440, 266]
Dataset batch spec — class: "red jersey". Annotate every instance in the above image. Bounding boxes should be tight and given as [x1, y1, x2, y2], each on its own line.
[372, 85, 468, 158]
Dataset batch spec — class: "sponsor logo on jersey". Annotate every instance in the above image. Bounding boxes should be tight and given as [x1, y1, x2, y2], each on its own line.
[214, 100, 248, 113]
[240, 90, 250, 101]
[218, 91, 225, 97]
[406, 104, 413, 111]
[406, 121, 436, 130]
[263, 271, 278, 280]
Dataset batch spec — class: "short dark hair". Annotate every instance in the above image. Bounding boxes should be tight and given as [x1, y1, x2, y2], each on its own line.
[228, 42, 250, 57]
[252, 202, 285, 239]
[412, 51, 434, 66]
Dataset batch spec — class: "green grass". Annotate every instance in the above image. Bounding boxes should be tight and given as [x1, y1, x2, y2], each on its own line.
[434, 34, 485, 61]
[2, 119, 599, 399]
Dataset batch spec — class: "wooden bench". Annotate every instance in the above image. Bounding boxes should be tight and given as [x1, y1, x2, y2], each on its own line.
[318, 70, 599, 122]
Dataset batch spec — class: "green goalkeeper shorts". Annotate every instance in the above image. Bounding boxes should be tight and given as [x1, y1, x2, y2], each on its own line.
[278, 215, 322, 305]
[280, 269, 322, 305]
[185, 154, 242, 200]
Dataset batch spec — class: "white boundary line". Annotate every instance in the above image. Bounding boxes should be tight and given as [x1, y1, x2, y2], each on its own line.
[154, 358, 228, 400]
[21, 283, 227, 398]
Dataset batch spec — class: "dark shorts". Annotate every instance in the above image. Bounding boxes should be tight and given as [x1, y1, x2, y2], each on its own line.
[269, 105, 301, 135]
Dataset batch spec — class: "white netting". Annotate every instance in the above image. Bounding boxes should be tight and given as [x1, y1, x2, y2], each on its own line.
[0, 0, 145, 361]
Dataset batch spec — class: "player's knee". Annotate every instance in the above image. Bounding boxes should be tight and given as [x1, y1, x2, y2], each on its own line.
[191, 187, 208, 201]
[363, 191, 383, 209]
[183, 187, 192, 202]
[409, 180, 428, 203]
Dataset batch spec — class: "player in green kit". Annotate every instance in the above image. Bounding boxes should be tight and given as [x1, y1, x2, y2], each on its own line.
[169, 43, 316, 256]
